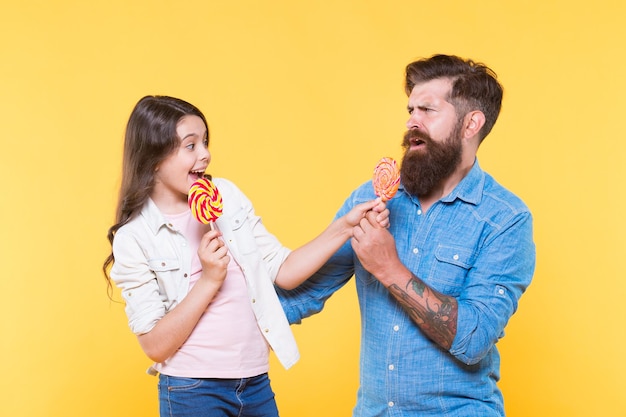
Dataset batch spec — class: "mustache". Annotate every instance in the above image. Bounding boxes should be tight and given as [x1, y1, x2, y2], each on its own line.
[402, 129, 433, 148]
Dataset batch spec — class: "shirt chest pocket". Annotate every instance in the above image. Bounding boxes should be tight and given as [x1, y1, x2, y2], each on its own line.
[427, 245, 474, 295]
[148, 257, 182, 287]
[228, 207, 257, 255]
[149, 258, 180, 274]
[147, 258, 185, 310]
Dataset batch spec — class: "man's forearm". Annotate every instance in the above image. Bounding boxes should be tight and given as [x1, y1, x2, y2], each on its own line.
[387, 273, 458, 349]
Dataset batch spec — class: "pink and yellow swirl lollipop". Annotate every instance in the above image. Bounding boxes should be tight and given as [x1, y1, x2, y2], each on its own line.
[372, 157, 400, 202]
[188, 177, 223, 226]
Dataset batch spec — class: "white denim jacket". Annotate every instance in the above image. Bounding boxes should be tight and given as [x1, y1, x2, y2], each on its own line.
[111, 177, 299, 370]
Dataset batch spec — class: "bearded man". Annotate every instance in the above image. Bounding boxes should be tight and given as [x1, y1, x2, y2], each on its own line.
[278, 54, 536, 417]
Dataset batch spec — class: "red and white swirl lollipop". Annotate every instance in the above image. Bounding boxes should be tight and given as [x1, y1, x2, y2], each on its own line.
[372, 157, 400, 202]
[188, 177, 223, 227]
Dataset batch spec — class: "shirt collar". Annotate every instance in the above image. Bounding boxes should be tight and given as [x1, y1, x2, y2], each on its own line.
[441, 158, 484, 205]
[141, 198, 171, 235]
[397, 158, 485, 206]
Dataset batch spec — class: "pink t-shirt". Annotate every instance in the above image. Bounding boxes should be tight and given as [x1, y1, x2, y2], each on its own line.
[159, 211, 269, 378]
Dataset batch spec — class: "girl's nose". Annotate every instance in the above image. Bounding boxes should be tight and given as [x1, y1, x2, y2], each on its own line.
[201, 147, 211, 163]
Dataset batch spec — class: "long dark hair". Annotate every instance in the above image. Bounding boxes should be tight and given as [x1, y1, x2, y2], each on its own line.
[405, 54, 503, 142]
[102, 95, 209, 296]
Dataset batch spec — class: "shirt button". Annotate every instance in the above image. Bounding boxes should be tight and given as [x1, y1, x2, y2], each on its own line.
[393, 325, 399, 331]
[264, 328, 269, 333]
[388, 401, 395, 407]
[161, 262, 166, 267]
[453, 254, 459, 260]
[388, 364, 394, 371]
[412, 248, 419, 254]
[498, 288, 505, 295]
[252, 298, 256, 303]
[417, 209, 422, 215]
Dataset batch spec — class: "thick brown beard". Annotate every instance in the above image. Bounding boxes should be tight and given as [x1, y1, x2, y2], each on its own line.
[400, 121, 463, 197]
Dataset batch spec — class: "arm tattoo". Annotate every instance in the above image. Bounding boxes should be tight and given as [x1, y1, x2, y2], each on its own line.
[388, 273, 458, 349]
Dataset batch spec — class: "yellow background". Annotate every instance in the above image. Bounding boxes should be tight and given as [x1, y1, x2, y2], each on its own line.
[1, 1, 624, 416]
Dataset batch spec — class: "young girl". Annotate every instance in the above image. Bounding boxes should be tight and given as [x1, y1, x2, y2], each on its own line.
[102, 95, 388, 417]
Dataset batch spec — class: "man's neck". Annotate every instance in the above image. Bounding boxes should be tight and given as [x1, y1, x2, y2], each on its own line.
[418, 160, 474, 213]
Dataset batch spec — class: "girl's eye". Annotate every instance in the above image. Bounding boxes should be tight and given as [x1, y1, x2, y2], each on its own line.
[203, 138, 209, 148]
[186, 143, 195, 150]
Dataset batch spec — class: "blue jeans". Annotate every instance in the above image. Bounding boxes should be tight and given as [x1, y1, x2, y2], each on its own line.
[158, 373, 279, 417]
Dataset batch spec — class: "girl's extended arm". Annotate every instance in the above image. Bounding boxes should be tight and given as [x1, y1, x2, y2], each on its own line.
[274, 199, 388, 290]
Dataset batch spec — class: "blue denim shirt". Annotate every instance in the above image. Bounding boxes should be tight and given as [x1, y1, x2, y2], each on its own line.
[278, 160, 535, 416]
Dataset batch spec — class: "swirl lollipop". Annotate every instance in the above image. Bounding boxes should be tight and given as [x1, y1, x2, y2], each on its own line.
[188, 177, 223, 228]
[372, 157, 400, 202]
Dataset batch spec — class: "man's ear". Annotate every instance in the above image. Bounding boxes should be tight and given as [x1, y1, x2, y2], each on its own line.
[463, 110, 486, 140]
